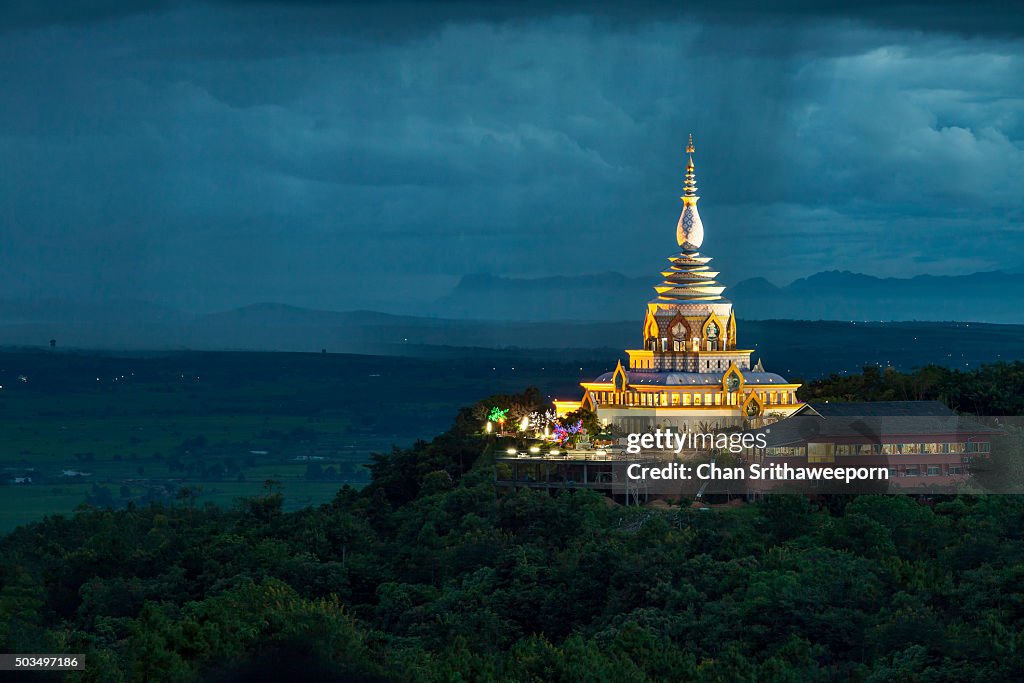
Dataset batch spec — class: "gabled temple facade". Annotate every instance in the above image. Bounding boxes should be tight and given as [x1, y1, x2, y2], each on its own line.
[556, 135, 802, 432]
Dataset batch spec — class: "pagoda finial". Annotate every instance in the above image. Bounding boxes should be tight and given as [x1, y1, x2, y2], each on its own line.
[682, 135, 698, 198]
[676, 132, 703, 251]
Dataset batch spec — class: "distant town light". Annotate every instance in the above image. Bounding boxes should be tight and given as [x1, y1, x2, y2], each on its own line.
[549, 449, 560, 456]
[529, 446, 540, 453]
[486, 421, 493, 433]
[506, 448, 517, 455]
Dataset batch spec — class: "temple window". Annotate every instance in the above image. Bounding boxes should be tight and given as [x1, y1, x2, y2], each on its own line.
[807, 443, 834, 463]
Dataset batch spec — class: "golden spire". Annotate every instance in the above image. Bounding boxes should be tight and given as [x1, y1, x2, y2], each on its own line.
[683, 134, 698, 198]
[675, 132, 704, 252]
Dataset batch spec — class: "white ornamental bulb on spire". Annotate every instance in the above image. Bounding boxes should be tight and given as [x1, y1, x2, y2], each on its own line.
[676, 133, 704, 252]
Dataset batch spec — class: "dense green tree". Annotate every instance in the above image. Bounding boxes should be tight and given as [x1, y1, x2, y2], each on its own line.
[2, 372, 1024, 681]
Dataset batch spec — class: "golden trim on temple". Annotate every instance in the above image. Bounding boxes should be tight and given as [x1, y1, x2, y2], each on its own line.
[556, 135, 803, 431]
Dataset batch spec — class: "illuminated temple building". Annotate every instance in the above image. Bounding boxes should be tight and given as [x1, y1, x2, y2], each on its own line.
[556, 136, 802, 432]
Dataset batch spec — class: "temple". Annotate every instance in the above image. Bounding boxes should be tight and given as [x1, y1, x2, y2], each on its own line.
[555, 135, 802, 432]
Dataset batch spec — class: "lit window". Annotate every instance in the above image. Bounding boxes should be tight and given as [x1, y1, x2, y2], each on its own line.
[808, 443, 834, 463]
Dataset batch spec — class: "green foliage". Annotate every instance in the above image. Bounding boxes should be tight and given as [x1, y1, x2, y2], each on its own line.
[3, 377, 1024, 681]
[800, 361, 1024, 415]
[558, 406, 601, 442]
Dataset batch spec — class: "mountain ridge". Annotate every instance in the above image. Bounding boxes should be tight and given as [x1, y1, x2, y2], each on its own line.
[434, 269, 1024, 323]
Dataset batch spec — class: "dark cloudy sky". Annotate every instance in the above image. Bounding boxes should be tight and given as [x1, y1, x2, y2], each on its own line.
[1, 1, 1022, 313]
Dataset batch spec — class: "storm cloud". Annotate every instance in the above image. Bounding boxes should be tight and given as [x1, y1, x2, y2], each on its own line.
[0, 1, 1021, 313]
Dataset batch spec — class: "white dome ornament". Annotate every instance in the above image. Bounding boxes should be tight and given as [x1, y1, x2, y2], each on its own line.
[675, 134, 704, 253]
[677, 203, 704, 252]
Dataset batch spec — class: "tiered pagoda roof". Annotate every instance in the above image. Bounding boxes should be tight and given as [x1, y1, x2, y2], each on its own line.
[652, 134, 729, 304]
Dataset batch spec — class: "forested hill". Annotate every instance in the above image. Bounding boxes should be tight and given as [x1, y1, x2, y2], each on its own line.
[2, 367, 1024, 680]
[799, 361, 1024, 415]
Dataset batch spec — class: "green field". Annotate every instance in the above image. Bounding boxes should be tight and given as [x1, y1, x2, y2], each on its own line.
[0, 348, 607, 533]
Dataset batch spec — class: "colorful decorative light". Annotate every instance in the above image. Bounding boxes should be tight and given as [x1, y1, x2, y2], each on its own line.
[552, 419, 584, 445]
[488, 407, 509, 423]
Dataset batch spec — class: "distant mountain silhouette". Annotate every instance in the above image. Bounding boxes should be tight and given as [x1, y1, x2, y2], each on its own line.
[430, 272, 653, 320]
[0, 304, 1020, 379]
[0, 269, 1021, 369]
[0, 297, 1021, 377]
[730, 270, 1024, 323]
[431, 270, 1024, 323]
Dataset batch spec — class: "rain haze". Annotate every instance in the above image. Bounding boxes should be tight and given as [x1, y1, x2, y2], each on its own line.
[1, 0, 1022, 319]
